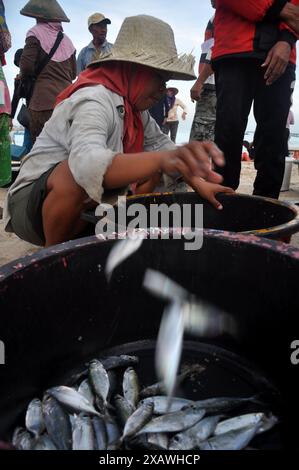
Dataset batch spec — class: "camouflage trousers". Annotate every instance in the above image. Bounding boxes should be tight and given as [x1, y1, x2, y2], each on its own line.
[189, 87, 217, 142]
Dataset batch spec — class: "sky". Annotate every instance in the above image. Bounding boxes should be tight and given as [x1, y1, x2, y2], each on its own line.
[3, 0, 299, 143]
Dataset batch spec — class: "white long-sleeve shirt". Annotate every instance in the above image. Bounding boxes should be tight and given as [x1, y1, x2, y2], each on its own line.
[4, 85, 176, 232]
[166, 98, 188, 122]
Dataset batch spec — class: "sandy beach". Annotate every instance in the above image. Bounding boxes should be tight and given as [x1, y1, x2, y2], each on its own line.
[1, 161, 299, 267]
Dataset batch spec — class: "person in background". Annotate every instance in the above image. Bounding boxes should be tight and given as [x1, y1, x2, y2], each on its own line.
[19, 0, 76, 143]
[190, 0, 216, 142]
[4, 15, 233, 247]
[212, 0, 299, 199]
[162, 87, 187, 143]
[11, 49, 33, 155]
[149, 95, 170, 130]
[283, 108, 295, 157]
[241, 141, 252, 161]
[77, 13, 113, 74]
[0, 0, 11, 187]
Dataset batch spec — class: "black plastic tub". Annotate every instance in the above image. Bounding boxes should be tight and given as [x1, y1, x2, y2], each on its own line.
[0, 231, 299, 449]
[81, 192, 299, 241]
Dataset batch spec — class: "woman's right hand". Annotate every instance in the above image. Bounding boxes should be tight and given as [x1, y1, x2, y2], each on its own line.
[160, 141, 225, 184]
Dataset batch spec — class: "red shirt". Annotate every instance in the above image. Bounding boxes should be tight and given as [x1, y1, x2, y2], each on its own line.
[212, 0, 298, 65]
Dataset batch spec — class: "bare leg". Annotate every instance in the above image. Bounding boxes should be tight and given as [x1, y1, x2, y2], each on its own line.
[42, 160, 97, 246]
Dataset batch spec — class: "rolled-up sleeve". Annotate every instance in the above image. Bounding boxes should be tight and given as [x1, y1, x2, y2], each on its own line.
[67, 98, 119, 202]
[142, 111, 176, 152]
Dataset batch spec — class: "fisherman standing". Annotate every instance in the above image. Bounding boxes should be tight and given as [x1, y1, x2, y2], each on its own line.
[212, 0, 299, 199]
[19, 0, 76, 143]
[162, 87, 187, 143]
[0, 0, 11, 187]
[190, 0, 216, 143]
[77, 13, 113, 74]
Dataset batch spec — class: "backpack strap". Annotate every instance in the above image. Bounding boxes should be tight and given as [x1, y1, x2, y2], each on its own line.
[35, 31, 64, 77]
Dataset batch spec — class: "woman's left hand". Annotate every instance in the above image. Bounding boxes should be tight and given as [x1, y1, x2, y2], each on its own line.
[188, 179, 235, 210]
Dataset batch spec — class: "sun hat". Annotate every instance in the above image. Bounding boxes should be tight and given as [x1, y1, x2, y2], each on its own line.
[167, 87, 179, 95]
[20, 0, 70, 23]
[88, 13, 111, 29]
[89, 15, 196, 81]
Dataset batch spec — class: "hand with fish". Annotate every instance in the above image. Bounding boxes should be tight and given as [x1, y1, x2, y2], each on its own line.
[104, 141, 226, 189]
[160, 141, 235, 209]
[135, 141, 231, 198]
[159, 141, 225, 183]
[105, 141, 233, 205]
[187, 180, 235, 210]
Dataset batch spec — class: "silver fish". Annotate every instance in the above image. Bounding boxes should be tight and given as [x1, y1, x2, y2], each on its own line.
[72, 414, 96, 450]
[169, 415, 221, 450]
[123, 402, 154, 440]
[78, 379, 95, 406]
[137, 406, 206, 435]
[168, 433, 195, 451]
[47, 386, 101, 416]
[145, 433, 169, 450]
[33, 434, 57, 451]
[105, 415, 122, 449]
[100, 355, 139, 371]
[140, 364, 205, 398]
[105, 236, 144, 281]
[89, 359, 110, 410]
[199, 423, 260, 450]
[42, 394, 72, 450]
[194, 396, 259, 414]
[92, 416, 108, 450]
[155, 301, 185, 397]
[143, 269, 188, 302]
[143, 269, 235, 338]
[139, 396, 193, 415]
[214, 413, 265, 436]
[183, 299, 237, 337]
[257, 413, 279, 434]
[114, 394, 135, 426]
[123, 367, 139, 409]
[25, 398, 45, 438]
[12, 428, 33, 450]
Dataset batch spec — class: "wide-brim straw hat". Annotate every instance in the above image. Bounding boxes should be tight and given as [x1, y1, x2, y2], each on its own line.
[20, 0, 70, 23]
[89, 15, 196, 81]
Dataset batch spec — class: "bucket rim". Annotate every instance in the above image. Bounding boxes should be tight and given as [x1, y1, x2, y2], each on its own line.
[125, 192, 299, 239]
[1, 229, 299, 280]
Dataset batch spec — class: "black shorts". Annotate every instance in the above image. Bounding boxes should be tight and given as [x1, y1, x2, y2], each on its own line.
[9, 165, 58, 246]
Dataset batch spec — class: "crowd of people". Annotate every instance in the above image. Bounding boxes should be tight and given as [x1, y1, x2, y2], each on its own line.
[1, 0, 299, 247]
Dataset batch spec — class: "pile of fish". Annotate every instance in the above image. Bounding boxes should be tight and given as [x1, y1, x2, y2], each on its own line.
[10, 238, 278, 450]
[11, 354, 278, 451]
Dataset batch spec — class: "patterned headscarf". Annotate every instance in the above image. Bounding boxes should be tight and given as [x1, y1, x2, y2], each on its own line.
[0, 62, 11, 114]
[0, 1, 11, 64]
